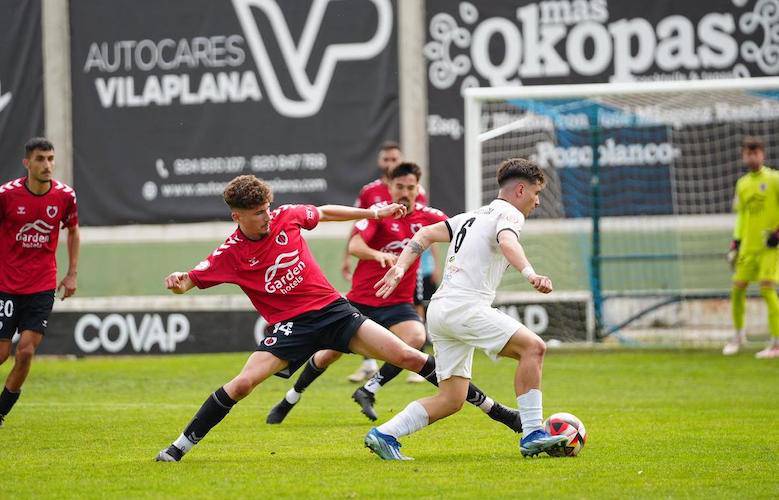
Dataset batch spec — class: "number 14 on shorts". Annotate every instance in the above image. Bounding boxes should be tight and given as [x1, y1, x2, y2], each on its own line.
[272, 322, 294, 336]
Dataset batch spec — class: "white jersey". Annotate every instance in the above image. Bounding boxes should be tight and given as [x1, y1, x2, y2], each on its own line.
[431, 199, 525, 305]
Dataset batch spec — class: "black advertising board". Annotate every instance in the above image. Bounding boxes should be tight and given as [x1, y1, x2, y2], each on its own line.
[70, 0, 398, 225]
[0, 0, 44, 182]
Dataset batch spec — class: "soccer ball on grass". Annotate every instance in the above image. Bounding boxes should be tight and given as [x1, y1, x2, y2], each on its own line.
[543, 412, 587, 457]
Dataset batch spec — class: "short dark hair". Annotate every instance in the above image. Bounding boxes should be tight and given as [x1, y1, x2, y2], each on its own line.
[742, 136, 765, 151]
[497, 158, 545, 187]
[223, 175, 273, 209]
[389, 162, 421, 181]
[25, 137, 54, 158]
[380, 140, 401, 152]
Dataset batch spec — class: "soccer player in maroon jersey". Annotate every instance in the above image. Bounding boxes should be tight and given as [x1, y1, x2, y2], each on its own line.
[343, 141, 429, 383]
[264, 163, 522, 433]
[0, 138, 79, 427]
[155, 174, 445, 462]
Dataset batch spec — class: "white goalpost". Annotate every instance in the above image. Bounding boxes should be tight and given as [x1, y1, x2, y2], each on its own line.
[464, 77, 779, 346]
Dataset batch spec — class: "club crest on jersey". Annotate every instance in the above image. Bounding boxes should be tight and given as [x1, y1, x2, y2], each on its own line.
[760, 183, 767, 192]
[275, 230, 289, 246]
[46, 205, 58, 218]
[16, 206, 25, 215]
[263, 336, 277, 346]
[410, 223, 422, 234]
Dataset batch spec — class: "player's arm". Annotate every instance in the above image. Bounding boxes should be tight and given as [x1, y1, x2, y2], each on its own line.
[164, 272, 196, 294]
[498, 230, 552, 294]
[317, 203, 406, 222]
[429, 244, 442, 285]
[729, 184, 744, 267]
[348, 233, 397, 268]
[375, 221, 450, 298]
[57, 224, 80, 300]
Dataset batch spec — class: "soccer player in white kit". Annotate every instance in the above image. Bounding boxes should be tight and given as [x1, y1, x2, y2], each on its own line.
[366, 158, 567, 459]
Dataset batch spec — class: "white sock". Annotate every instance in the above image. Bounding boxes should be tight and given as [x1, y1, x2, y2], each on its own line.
[363, 358, 379, 372]
[363, 378, 382, 394]
[173, 433, 195, 454]
[376, 400, 429, 438]
[285, 388, 301, 404]
[517, 389, 543, 435]
[478, 396, 495, 413]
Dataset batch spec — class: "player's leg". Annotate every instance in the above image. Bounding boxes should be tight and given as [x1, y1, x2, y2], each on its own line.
[365, 375, 470, 461]
[353, 317, 426, 420]
[0, 291, 51, 426]
[0, 341, 10, 365]
[347, 319, 428, 373]
[266, 349, 343, 424]
[360, 319, 426, 395]
[755, 251, 779, 358]
[0, 331, 43, 426]
[756, 280, 779, 358]
[364, 333, 473, 460]
[725, 253, 755, 355]
[156, 351, 287, 462]
[348, 319, 428, 420]
[347, 356, 379, 383]
[497, 326, 567, 456]
[356, 314, 522, 431]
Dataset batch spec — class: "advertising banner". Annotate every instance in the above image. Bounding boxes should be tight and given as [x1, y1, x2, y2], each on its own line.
[0, 0, 44, 182]
[425, 0, 779, 215]
[38, 310, 266, 355]
[70, 0, 398, 225]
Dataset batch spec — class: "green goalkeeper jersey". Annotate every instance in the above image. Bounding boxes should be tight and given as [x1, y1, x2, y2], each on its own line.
[733, 166, 779, 253]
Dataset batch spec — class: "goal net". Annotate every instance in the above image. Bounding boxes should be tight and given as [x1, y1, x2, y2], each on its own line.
[464, 77, 779, 346]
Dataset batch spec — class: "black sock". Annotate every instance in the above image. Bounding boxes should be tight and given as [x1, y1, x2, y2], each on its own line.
[417, 355, 438, 385]
[293, 356, 326, 394]
[368, 363, 403, 388]
[0, 387, 20, 416]
[466, 383, 488, 408]
[415, 357, 490, 409]
[182, 386, 236, 444]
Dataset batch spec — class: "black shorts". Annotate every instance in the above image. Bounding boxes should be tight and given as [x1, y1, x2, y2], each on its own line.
[351, 301, 422, 330]
[414, 274, 439, 305]
[257, 298, 367, 378]
[0, 290, 55, 340]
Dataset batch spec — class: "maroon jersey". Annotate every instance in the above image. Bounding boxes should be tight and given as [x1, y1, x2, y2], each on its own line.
[0, 177, 78, 294]
[347, 203, 447, 307]
[354, 178, 428, 208]
[188, 204, 341, 324]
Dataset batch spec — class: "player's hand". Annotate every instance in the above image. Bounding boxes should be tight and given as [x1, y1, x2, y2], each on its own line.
[374, 265, 405, 298]
[376, 203, 406, 220]
[727, 239, 740, 271]
[341, 256, 353, 282]
[57, 273, 77, 300]
[528, 274, 553, 294]
[767, 230, 779, 249]
[374, 252, 398, 268]
[165, 272, 191, 294]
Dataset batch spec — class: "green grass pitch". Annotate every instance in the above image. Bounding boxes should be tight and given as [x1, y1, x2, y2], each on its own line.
[2, 349, 777, 498]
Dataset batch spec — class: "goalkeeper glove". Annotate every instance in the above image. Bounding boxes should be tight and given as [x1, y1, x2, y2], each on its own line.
[768, 230, 779, 248]
[727, 240, 740, 270]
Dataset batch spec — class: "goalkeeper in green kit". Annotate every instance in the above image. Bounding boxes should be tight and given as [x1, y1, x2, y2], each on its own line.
[724, 136, 779, 358]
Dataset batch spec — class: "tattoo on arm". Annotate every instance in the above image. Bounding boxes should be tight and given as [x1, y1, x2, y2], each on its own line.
[408, 241, 425, 255]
